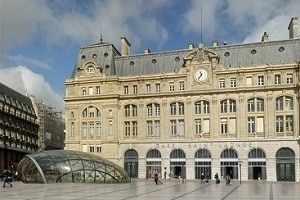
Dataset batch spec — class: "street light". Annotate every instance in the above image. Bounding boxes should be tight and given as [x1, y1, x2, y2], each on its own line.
[238, 160, 243, 184]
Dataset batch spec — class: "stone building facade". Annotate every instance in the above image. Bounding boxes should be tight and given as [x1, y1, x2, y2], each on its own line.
[0, 83, 39, 171]
[0, 83, 65, 172]
[64, 17, 300, 182]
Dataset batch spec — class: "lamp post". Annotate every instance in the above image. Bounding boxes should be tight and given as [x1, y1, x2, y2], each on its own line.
[238, 160, 243, 184]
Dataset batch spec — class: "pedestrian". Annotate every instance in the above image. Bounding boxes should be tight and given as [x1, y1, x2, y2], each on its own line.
[158, 173, 163, 185]
[2, 169, 13, 187]
[205, 173, 209, 183]
[225, 174, 231, 186]
[200, 172, 205, 184]
[154, 172, 159, 185]
[214, 172, 220, 184]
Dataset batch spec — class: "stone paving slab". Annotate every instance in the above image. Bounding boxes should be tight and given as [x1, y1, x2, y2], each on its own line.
[1, 179, 299, 200]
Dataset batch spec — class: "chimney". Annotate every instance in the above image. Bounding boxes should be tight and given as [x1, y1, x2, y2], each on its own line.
[121, 37, 131, 56]
[144, 48, 151, 54]
[188, 43, 194, 50]
[261, 32, 269, 42]
[288, 17, 298, 39]
[212, 40, 218, 47]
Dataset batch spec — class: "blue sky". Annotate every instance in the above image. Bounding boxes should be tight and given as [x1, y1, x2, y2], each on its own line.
[0, 0, 299, 112]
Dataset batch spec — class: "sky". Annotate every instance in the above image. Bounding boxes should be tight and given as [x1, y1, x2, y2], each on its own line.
[0, 0, 299, 112]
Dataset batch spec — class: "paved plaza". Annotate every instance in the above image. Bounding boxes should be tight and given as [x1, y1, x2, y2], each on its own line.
[1, 179, 299, 200]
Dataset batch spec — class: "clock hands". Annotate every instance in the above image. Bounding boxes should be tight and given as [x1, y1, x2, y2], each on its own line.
[198, 71, 202, 80]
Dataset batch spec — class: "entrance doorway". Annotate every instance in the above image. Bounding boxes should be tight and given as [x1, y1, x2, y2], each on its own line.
[124, 149, 138, 178]
[276, 148, 295, 181]
[170, 149, 186, 179]
[225, 166, 233, 178]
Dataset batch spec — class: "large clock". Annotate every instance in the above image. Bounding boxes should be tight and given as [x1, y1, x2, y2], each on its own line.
[195, 69, 208, 82]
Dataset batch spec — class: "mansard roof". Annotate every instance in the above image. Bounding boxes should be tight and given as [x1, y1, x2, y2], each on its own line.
[0, 82, 35, 115]
[70, 38, 300, 79]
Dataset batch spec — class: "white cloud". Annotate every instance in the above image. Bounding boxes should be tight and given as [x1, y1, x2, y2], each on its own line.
[7, 55, 52, 70]
[181, 0, 299, 44]
[0, 66, 64, 111]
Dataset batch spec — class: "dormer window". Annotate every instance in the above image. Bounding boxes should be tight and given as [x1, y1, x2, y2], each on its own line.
[87, 66, 95, 74]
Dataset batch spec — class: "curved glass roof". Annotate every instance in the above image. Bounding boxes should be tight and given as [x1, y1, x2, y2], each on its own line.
[17, 150, 130, 183]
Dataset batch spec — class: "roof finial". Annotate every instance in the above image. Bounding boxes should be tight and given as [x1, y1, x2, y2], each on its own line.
[100, 34, 103, 43]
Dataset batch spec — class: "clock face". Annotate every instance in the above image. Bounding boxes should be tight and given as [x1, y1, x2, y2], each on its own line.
[195, 69, 208, 82]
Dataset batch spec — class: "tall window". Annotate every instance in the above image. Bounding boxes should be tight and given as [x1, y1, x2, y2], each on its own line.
[275, 74, 281, 84]
[195, 119, 202, 135]
[125, 121, 130, 136]
[178, 103, 184, 115]
[220, 100, 227, 113]
[155, 83, 160, 92]
[275, 96, 293, 134]
[96, 86, 101, 95]
[230, 78, 237, 88]
[133, 85, 138, 94]
[82, 122, 87, 136]
[170, 120, 177, 135]
[89, 122, 94, 137]
[286, 116, 293, 132]
[276, 116, 283, 132]
[124, 104, 138, 117]
[125, 105, 131, 117]
[96, 122, 101, 136]
[147, 104, 153, 116]
[124, 86, 128, 94]
[132, 105, 137, 116]
[170, 102, 184, 115]
[220, 119, 227, 134]
[179, 81, 185, 91]
[195, 100, 210, 114]
[178, 120, 185, 135]
[219, 79, 225, 88]
[132, 121, 138, 136]
[203, 101, 210, 113]
[248, 98, 264, 112]
[169, 82, 175, 91]
[258, 76, 264, 86]
[220, 99, 236, 113]
[170, 103, 176, 115]
[146, 84, 151, 93]
[247, 117, 255, 134]
[286, 74, 293, 84]
[147, 103, 160, 116]
[195, 102, 201, 114]
[147, 121, 153, 136]
[147, 120, 161, 136]
[82, 88, 87, 95]
[155, 104, 160, 115]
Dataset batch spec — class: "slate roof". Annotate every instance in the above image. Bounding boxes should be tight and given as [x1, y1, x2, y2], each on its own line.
[70, 38, 300, 78]
[0, 82, 36, 115]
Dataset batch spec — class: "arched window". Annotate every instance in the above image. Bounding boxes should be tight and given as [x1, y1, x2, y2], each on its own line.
[195, 100, 210, 114]
[147, 103, 160, 116]
[124, 149, 139, 178]
[221, 99, 236, 113]
[170, 149, 186, 179]
[276, 148, 295, 181]
[124, 104, 138, 117]
[220, 148, 238, 179]
[195, 149, 211, 179]
[248, 148, 266, 180]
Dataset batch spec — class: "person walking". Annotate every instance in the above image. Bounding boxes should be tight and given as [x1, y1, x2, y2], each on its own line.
[154, 172, 159, 185]
[2, 169, 13, 187]
[225, 174, 231, 186]
[200, 173, 205, 184]
[214, 172, 220, 184]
